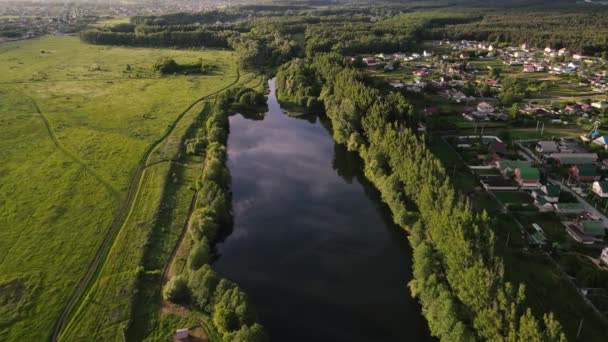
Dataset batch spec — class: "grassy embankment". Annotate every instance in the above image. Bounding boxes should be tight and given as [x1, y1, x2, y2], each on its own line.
[0, 35, 239, 341]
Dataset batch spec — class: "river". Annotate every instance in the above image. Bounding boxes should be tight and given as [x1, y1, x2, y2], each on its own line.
[213, 79, 431, 341]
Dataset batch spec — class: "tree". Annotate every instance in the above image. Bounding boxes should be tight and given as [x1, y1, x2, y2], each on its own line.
[188, 237, 211, 270]
[213, 282, 255, 335]
[188, 264, 220, 311]
[163, 275, 189, 303]
[507, 103, 519, 119]
[189, 208, 220, 241]
[229, 323, 268, 342]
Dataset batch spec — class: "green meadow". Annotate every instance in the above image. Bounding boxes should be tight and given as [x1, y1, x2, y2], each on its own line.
[0, 35, 239, 341]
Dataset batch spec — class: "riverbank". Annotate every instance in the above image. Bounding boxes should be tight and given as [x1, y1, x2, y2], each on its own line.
[275, 56, 569, 340]
[213, 78, 431, 341]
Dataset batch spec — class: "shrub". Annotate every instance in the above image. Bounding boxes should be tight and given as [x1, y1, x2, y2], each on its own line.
[163, 275, 189, 303]
[189, 208, 220, 241]
[188, 264, 220, 311]
[213, 281, 254, 335]
[188, 237, 211, 270]
[229, 323, 268, 342]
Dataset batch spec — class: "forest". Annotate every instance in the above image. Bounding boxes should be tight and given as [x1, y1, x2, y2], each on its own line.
[80, 2, 608, 65]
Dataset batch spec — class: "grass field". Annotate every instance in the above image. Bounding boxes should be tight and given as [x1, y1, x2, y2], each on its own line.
[0, 35, 239, 341]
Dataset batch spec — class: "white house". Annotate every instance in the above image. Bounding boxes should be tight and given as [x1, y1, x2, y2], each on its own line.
[592, 101, 608, 109]
[601, 247, 608, 266]
[174, 329, 190, 340]
[477, 102, 495, 113]
[592, 180, 608, 198]
[362, 57, 380, 66]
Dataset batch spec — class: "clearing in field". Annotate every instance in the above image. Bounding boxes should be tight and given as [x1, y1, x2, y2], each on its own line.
[0, 35, 238, 341]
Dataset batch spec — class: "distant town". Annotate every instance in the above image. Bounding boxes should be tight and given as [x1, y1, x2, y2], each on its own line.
[0, 0, 235, 43]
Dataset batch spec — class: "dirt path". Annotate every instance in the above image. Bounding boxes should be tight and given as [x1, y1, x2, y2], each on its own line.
[21, 92, 121, 198]
[49, 69, 240, 342]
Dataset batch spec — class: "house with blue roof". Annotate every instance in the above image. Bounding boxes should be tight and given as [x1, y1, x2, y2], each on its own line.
[592, 135, 608, 149]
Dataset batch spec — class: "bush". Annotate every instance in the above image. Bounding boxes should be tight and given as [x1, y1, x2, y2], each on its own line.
[228, 323, 268, 342]
[163, 275, 189, 303]
[188, 264, 220, 311]
[188, 237, 211, 270]
[213, 281, 255, 335]
[203, 158, 230, 185]
[152, 57, 179, 74]
[189, 208, 220, 241]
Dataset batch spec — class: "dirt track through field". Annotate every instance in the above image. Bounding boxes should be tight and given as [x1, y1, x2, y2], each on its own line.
[48, 69, 240, 342]
[22, 92, 121, 198]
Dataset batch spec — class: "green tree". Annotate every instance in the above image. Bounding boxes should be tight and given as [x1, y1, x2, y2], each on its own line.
[188, 237, 211, 270]
[188, 264, 220, 312]
[163, 275, 189, 303]
[229, 323, 268, 342]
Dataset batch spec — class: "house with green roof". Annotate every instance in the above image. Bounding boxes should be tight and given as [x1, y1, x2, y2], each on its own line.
[532, 184, 561, 203]
[495, 160, 532, 177]
[592, 180, 608, 198]
[566, 220, 606, 244]
[569, 164, 600, 182]
[514, 167, 541, 188]
[549, 153, 598, 165]
[554, 202, 586, 214]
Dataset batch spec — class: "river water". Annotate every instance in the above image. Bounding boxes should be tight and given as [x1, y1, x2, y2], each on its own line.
[213, 79, 430, 341]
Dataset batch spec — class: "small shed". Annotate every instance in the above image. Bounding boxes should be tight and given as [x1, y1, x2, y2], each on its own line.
[174, 328, 190, 341]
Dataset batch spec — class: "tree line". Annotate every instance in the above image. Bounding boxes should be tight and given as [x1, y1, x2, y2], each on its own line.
[164, 95, 267, 342]
[276, 55, 567, 341]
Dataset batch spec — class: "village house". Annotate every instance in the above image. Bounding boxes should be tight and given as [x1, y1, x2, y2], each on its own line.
[477, 102, 495, 113]
[601, 247, 608, 266]
[375, 53, 393, 61]
[554, 202, 586, 214]
[566, 220, 606, 244]
[573, 53, 586, 60]
[529, 223, 549, 245]
[523, 64, 536, 73]
[488, 141, 508, 161]
[496, 160, 532, 177]
[536, 141, 559, 154]
[174, 328, 190, 341]
[362, 57, 380, 66]
[548, 153, 598, 166]
[592, 180, 608, 198]
[569, 164, 600, 182]
[592, 101, 608, 110]
[592, 135, 608, 149]
[534, 196, 555, 212]
[532, 184, 561, 203]
[514, 167, 541, 188]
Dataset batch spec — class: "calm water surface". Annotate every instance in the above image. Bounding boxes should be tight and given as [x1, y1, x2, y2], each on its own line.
[213, 79, 431, 341]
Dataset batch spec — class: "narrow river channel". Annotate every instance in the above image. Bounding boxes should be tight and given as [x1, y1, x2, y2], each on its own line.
[213, 79, 431, 341]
